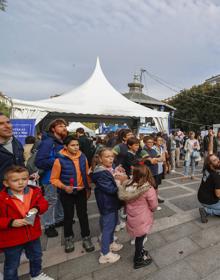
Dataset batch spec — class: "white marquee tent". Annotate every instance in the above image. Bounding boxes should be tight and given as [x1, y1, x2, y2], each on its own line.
[68, 122, 95, 136]
[11, 58, 169, 131]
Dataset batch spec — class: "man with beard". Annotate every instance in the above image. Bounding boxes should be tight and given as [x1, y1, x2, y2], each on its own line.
[198, 154, 220, 223]
[35, 119, 68, 237]
[0, 113, 24, 189]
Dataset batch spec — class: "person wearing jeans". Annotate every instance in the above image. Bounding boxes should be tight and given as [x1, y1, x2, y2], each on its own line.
[35, 119, 68, 238]
[183, 131, 200, 179]
[4, 239, 42, 280]
[41, 184, 63, 232]
[100, 211, 118, 254]
[198, 154, 220, 223]
[184, 156, 196, 178]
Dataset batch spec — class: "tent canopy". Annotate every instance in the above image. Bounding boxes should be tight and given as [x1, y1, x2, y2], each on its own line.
[11, 58, 169, 131]
[68, 122, 95, 136]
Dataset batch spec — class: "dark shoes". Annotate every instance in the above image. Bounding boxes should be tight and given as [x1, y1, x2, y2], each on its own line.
[134, 254, 152, 269]
[199, 207, 208, 223]
[45, 225, 58, 238]
[82, 236, 95, 252]
[158, 198, 164, 204]
[65, 236, 75, 253]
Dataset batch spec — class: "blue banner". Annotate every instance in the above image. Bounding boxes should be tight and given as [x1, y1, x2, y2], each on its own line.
[99, 123, 128, 134]
[11, 119, 36, 146]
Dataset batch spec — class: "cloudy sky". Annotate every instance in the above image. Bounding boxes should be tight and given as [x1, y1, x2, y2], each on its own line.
[0, 0, 220, 101]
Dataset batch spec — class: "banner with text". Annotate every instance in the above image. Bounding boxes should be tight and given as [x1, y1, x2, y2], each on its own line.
[11, 119, 36, 145]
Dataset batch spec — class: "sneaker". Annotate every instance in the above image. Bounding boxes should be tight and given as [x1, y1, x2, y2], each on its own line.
[199, 207, 208, 223]
[130, 238, 135, 245]
[82, 236, 95, 252]
[115, 221, 126, 232]
[171, 170, 175, 173]
[65, 236, 74, 253]
[158, 198, 164, 204]
[110, 242, 123, 252]
[115, 225, 121, 232]
[44, 226, 58, 238]
[134, 255, 152, 269]
[156, 206, 162, 211]
[31, 272, 54, 279]
[55, 220, 64, 228]
[99, 252, 120, 264]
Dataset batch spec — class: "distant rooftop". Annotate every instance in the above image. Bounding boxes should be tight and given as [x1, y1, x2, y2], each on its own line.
[205, 74, 220, 84]
[123, 74, 176, 111]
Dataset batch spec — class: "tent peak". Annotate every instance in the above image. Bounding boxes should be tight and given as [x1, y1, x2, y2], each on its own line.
[94, 56, 103, 75]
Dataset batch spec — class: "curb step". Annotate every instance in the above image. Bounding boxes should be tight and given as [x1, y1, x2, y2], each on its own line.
[8, 208, 200, 277]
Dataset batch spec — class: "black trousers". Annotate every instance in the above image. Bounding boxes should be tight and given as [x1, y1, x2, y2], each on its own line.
[134, 234, 146, 260]
[60, 189, 90, 238]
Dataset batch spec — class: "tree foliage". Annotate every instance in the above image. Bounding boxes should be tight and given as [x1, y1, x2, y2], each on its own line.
[0, 0, 7, 11]
[166, 83, 220, 132]
[0, 102, 10, 116]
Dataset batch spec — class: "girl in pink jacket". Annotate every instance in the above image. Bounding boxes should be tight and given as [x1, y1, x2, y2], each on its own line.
[118, 162, 158, 269]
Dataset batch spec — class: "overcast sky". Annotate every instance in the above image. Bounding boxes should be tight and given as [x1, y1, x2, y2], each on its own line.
[0, 0, 220, 101]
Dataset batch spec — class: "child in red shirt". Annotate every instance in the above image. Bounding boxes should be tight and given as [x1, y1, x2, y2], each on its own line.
[0, 165, 52, 280]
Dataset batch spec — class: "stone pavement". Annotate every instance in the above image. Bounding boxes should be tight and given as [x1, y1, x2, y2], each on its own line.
[2, 161, 220, 279]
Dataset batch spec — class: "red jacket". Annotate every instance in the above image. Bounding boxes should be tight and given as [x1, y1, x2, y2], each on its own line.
[0, 186, 48, 249]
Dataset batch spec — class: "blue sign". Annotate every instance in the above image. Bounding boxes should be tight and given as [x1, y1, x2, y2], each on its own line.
[11, 119, 36, 146]
[138, 126, 158, 134]
[99, 123, 128, 134]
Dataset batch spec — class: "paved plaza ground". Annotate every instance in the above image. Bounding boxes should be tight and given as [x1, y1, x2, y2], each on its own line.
[1, 161, 220, 279]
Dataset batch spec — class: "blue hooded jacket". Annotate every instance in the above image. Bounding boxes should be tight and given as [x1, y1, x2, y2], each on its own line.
[91, 165, 121, 215]
[35, 132, 63, 184]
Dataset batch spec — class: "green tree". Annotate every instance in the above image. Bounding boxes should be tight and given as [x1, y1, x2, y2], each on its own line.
[166, 83, 220, 132]
[0, 102, 10, 116]
[0, 0, 7, 11]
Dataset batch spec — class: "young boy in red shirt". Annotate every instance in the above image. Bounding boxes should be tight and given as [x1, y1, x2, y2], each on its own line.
[0, 165, 53, 280]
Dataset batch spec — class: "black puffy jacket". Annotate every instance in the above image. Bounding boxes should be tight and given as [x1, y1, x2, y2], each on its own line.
[0, 136, 24, 189]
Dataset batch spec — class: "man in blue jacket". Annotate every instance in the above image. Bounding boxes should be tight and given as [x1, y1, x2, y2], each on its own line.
[0, 113, 24, 189]
[35, 118, 68, 237]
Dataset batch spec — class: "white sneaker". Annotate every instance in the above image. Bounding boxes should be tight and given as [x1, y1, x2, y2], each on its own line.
[99, 252, 120, 264]
[130, 238, 135, 245]
[171, 170, 176, 173]
[114, 225, 121, 232]
[31, 272, 54, 280]
[157, 206, 162, 211]
[119, 221, 126, 229]
[110, 242, 123, 252]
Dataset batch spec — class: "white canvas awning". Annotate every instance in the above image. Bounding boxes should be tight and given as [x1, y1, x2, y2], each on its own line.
[68, 122, 95, 136]
[11, 58, 169, 131]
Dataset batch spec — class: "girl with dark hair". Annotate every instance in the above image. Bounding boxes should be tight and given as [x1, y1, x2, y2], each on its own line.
[118, 162, 158, 269]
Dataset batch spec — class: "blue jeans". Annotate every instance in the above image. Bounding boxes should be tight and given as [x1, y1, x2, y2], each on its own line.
[202, 201, 220, 216]
[3, 238, 42, 280]
[100, 211, 118, 255]
[184, 156, 196, 177]
[42, 184, 64, 228]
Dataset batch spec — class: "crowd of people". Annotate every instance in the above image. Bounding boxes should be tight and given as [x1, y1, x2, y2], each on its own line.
[1, 112, 220, 279]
